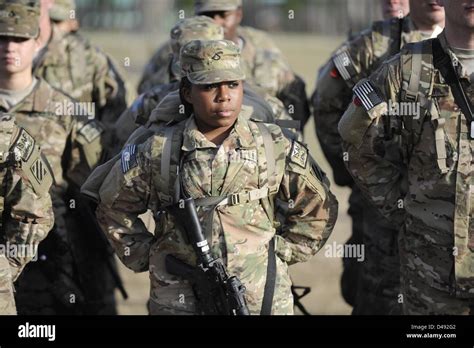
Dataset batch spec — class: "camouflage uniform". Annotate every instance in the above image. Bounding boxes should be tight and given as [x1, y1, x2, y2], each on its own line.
[0, 0, 112, 315]
[93, 40, 338, 315]
[33, 1, 134, 131]
[312, 15, 443, 314]
[0, 114, 54, 315]
[114, 16, 297, 157]
[20, 0, 135, 315]
[138, 0, 310, 125]
[339, 31, 474, 314]
[4, 78, 108, 315]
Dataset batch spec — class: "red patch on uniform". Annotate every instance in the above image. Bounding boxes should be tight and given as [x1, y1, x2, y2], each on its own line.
[353, 96, 363, 107]
[330, 68, 340, 79]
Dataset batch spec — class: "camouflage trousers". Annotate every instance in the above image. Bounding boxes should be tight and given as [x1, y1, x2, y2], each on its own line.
[0, 255, 16, 315]
[15, 210, 117, 315]
[343, 187, 402, 315]
[340, 188, 364, 307]
[353, 200, 402, 315]
[401, 273, 474, 315]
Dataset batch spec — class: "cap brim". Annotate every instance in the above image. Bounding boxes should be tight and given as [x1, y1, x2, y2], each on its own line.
[49, 8, 71, 21]
[196, 5, 240, 14]
[0, 31, 37, 39]
[187, 69, 245, 84]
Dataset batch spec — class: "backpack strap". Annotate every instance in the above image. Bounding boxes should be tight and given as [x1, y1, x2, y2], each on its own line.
[400, 40, 438, 161]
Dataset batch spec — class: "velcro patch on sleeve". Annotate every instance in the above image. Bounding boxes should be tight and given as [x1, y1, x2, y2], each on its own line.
[353, 80, 383, 111]
[78, 121, 104, 143]
[333, 51, 357, 82]
[121, 145, 138, 174]
[290, 141, 308, 169]
[30, 157, 49, 184]
[13, 128, 35, 163]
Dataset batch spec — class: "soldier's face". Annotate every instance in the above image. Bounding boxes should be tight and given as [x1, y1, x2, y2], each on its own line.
[409, 0, 445, 25]
[202, 9, 243, 41]
[439, 0, 474, 28]
[185, 80, 243, 130]
[381, 0, 410, 19]
[0, 37, 38, 75]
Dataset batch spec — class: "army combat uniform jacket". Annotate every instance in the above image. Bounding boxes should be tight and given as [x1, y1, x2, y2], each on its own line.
[312, 15, 442, 186]
[96, 113, 338, 315]
[2, 79, 106, 314]
[339, 32, 474, 312]
[33, 24, 134, 130]
[0, 115, 54, 314]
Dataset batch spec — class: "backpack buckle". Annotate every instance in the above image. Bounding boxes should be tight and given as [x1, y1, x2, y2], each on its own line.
[229, 193, 241, 206]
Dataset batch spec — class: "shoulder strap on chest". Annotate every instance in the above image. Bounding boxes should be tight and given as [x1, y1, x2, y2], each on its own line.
[154, 121, 186, 206]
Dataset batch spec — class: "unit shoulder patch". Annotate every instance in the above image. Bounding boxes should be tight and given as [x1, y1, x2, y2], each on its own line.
[30, 157, 49, 185]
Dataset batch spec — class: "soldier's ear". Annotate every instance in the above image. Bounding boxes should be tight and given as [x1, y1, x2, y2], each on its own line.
[182, 84, 193, 105]
[236, 8, 243, 25]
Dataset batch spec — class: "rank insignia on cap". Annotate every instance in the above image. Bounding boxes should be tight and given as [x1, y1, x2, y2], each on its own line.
[353, 80, 383, 111]
[121, 145, 138, 174]
[290, 141, 308, 169]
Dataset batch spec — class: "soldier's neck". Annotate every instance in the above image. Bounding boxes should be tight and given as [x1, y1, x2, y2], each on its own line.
[0, 71, 34, 92]
[196, 121, 234, 146]
[445, 25, 474, 50]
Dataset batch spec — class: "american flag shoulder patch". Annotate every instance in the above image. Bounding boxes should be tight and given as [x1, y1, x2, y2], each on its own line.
[121, 145, 138, 174]
[353, 80, 383, 111]
[333, 51, 357, 82]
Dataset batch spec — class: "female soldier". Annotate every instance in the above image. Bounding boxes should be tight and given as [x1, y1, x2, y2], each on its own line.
[96, 40, 338, 315]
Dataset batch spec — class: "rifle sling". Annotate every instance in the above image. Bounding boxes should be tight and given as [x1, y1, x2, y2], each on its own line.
[432, 38, 474, 140]
[261, 237, 276, 315]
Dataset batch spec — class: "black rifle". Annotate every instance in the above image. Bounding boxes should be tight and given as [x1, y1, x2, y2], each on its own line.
[166, 197, 250, 316]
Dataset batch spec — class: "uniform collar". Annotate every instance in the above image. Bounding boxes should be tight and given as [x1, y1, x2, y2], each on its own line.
[1, 79, 54, 113]
[402, 16, 443, 46]
[181, 111, 255, 152]
[438, 31, 471, 81]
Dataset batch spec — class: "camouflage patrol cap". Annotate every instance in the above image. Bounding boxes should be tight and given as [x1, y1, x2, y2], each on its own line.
[194, 0, 242, 14]
[170, 16, 224, 78]
[49, 0, 76, 22]
[0, 0, 40, 39]
[180, 39, 245, 84]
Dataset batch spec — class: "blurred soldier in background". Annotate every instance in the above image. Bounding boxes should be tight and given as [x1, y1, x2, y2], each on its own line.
[381, 0, 410, 20]
[138, 0, 310, 126]
[339, 0, 474, 315]
[12, 0, 123, 315]
[35, 0, 134, 132]
[0, 114, 54, 315]
[312, 0, 445, 314]
[112, 15, 298, 157]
